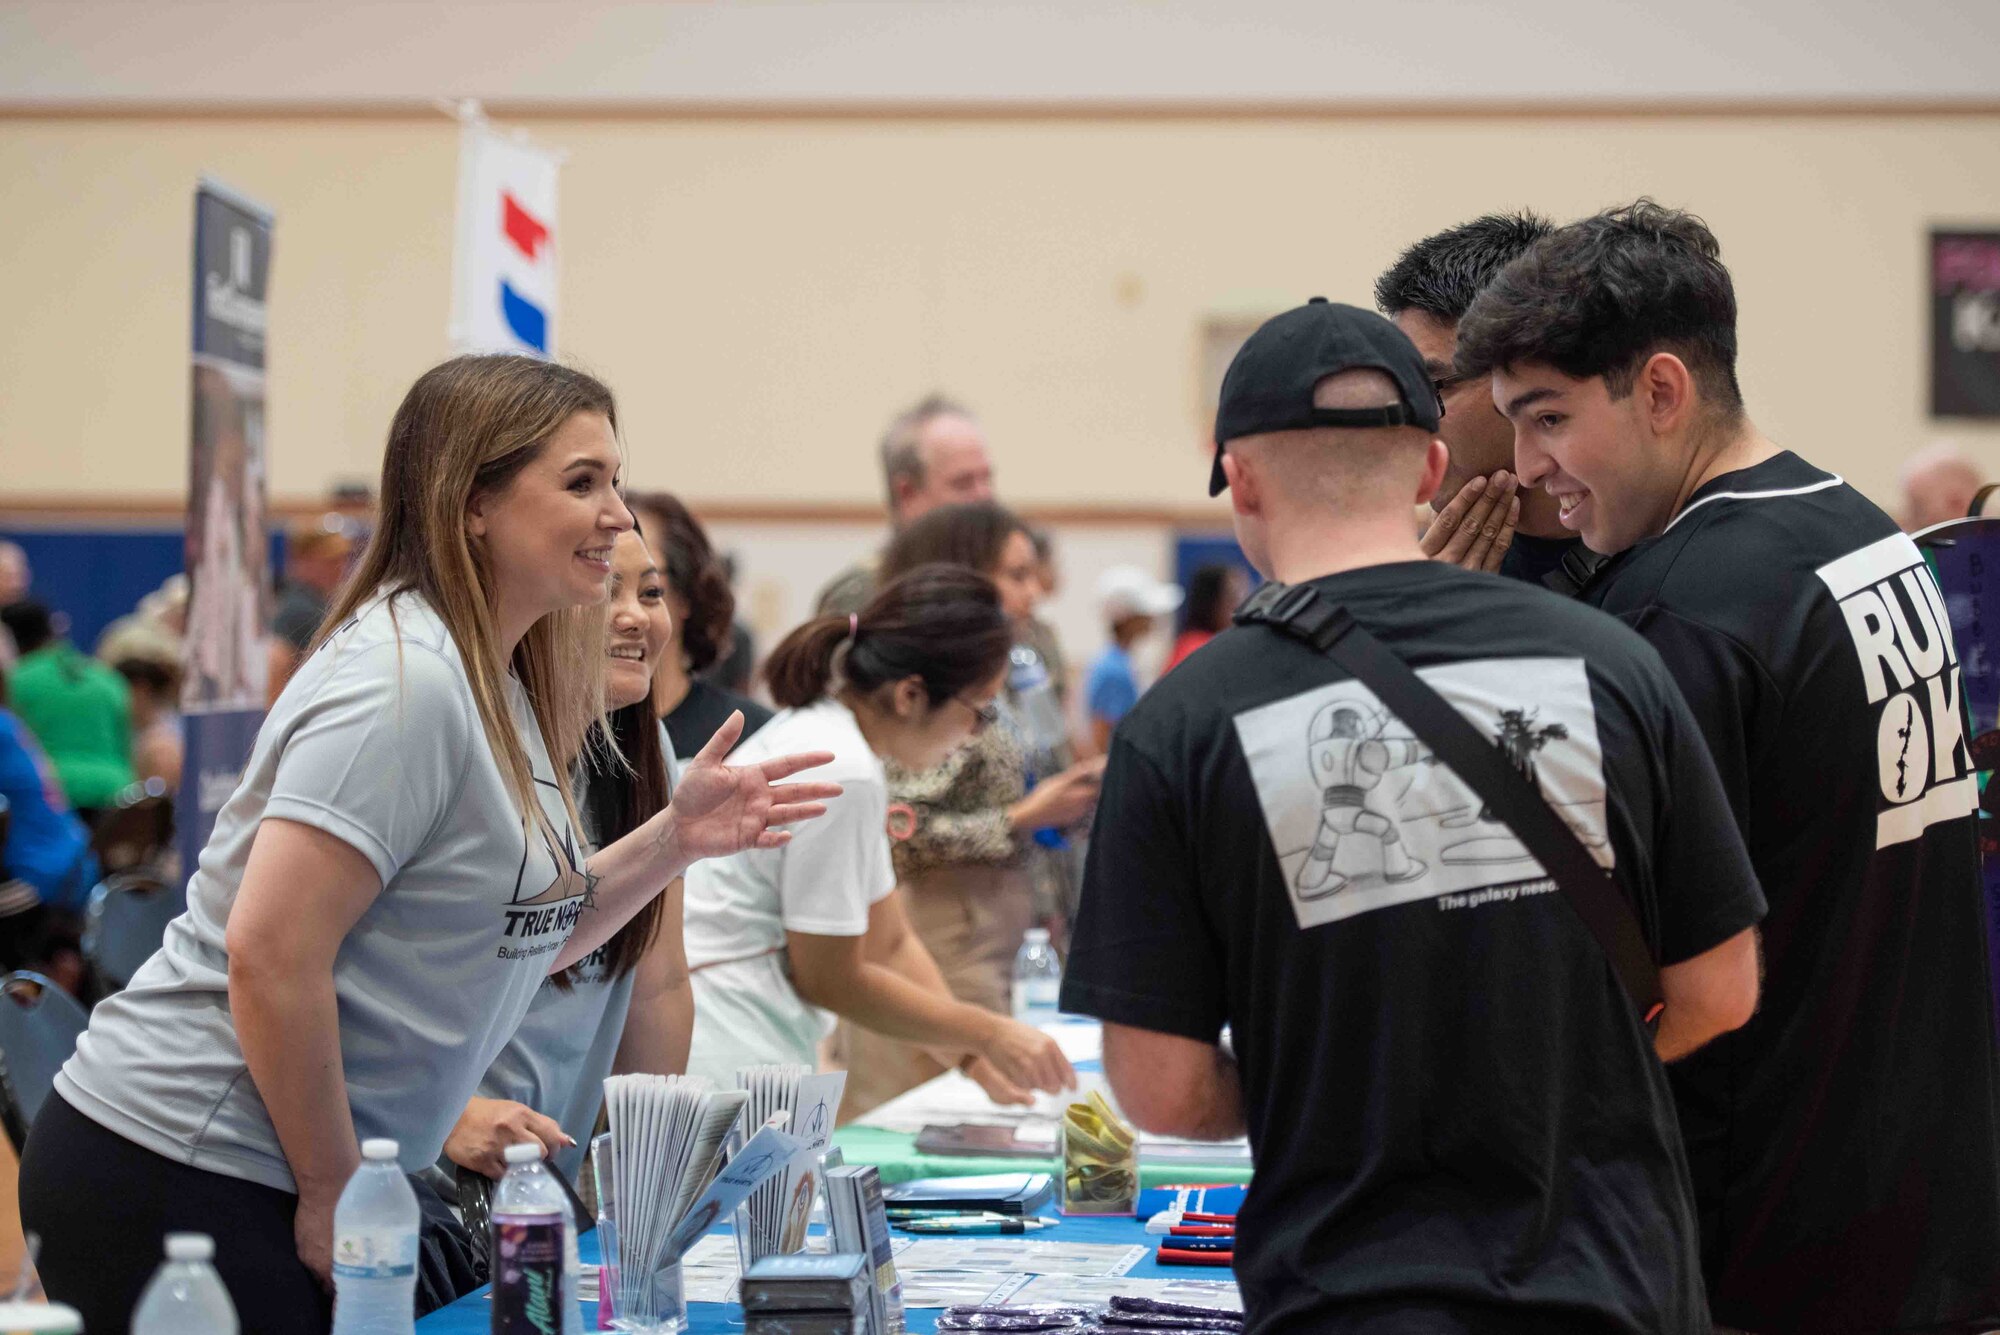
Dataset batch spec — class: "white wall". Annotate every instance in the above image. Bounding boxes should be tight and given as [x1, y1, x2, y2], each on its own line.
[4, 0, 1999, 106]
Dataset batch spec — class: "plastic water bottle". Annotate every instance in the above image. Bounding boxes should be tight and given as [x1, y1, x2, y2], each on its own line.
[492, 1142, 583, 1335]
[331, 1138, 419, 1335]
[132, 1232, 238, 1334]
[1012, 928, 1064, 1024]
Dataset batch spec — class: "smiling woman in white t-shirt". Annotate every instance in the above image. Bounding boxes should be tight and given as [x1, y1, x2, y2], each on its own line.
[684, 564, 1075, 1103]
[19, 356, 841, 1335]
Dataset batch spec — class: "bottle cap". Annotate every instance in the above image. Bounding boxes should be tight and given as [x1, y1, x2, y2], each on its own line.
[164, 1232, 214, 1261]
[361, 1138, 399, 1161]
[1025, 927, 1051, 944]
[504, 1142, 546, 1165]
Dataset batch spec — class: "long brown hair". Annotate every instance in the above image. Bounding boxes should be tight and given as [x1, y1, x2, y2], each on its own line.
[626, 491, 735, 673]
[315, 355, 618, 835]
[764, 564, 1012, 710]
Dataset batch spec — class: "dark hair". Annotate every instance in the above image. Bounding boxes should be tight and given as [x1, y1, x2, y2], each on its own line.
[1374, 212, 1555, 322]
[1454, 199, 1745, 414]
[764, 564, 1012, 710]
[1183, 564, 1242, 635]
[564, 698, 673, 989]
[880, 502, 1029, 583]
[0, 602, 54, 657]
[626, 491, 736, 674]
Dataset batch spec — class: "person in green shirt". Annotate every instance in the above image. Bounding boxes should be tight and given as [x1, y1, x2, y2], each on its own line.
[1, 601, 134, 818]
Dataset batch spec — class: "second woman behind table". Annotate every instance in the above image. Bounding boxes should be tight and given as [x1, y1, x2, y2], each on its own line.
[836, 503, 1103, 1118]
[437, 523, 692, 1188]
[682, 565, 1075, 1102]
[625, 491, 774, 767]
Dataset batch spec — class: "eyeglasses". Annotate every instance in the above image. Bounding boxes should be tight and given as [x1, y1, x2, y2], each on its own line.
[955, 696, 1002, 733]
[1430, 371, 1472, 418]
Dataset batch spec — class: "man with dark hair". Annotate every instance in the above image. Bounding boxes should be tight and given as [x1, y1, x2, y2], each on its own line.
[1063, 297, 1763, 1333]
[1458, 199, 2000, 1334]
[1375, 211, 1593, 588]
[813, 395, 996, 616]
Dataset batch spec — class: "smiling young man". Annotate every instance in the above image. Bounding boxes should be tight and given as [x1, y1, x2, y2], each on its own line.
[1458, 200, 2000, 1335]
[1061, 297, 1764, 1334]
[1375, 212, 1598, 589]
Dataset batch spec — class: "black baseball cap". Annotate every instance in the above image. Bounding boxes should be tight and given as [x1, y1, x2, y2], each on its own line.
[1209, 297, 1442, 496]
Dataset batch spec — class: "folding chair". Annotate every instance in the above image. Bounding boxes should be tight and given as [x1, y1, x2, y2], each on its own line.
[0, 971, 88, 1142]
[82, 872, 181, 992]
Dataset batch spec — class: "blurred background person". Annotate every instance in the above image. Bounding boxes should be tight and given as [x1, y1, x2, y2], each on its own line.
[0, 661, 98, 959]
[0, 600, 134, 826]
[836, 501, 1103, 1117]
[814, 395, 996, 616]
[627, 491, 775, 768]
[1164, 562, 1250, 673]
[1898, 441, 1986, 532]
[108, 647, 184, 792]
[0, 542, 29, 669]
[1085, 567, 1182, 753]
[267, 515, 356, 703]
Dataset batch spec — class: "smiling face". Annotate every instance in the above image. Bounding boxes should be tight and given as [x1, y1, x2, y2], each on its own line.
[468, 410, 634, 628]
[988, 529, 1042, 622]
[870, 663, 1009, 772]
[1493, 363, 1679, 556]
[603, 529, 672, 711]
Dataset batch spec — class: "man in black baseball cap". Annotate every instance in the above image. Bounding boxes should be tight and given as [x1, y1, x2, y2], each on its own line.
[1062, 297, 1763, 1332]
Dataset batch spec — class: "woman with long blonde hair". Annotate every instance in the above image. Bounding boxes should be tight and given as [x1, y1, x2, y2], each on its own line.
[20, 356, 840, 1335]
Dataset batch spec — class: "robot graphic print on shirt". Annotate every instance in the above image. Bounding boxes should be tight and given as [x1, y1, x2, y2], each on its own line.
[1294, 702, 1432, 899]
[1233, 656, 1614, 931]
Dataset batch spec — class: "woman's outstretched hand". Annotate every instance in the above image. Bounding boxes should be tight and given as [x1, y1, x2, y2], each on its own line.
[665, 710, 843, 861]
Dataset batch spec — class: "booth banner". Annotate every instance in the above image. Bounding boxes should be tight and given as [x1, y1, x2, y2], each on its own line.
[1932, 230, 2000, 418]
[450, 115, 560, 357]
[180, 180, 274, 880]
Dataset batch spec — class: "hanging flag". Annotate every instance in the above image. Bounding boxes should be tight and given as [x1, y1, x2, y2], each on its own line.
[450, 109, 562, 357]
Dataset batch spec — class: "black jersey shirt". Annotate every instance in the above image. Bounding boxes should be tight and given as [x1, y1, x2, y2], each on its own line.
[662, 677, 774, 764]
[1061, 560, 1765, 1335]
[1584, 450, 2000, 1334]
[1499, 531, 1582, 588]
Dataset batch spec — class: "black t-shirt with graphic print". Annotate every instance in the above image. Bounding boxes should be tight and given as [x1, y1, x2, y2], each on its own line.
[1061, 560, 1765, 1335]
[1583, 451, 2000, 1334]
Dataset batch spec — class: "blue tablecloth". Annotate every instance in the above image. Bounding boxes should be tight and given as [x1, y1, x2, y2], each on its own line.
[416, 1211, 1223, 1334]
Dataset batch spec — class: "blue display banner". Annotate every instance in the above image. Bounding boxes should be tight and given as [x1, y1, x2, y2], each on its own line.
[178, 181, 274, 881]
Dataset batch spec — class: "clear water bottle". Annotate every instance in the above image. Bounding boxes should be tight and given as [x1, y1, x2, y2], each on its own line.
[331, 1138, 419, 1335]
[1012, 928, 1064, 1024]
[132, 1232, 238, 1334]
[492, 1142, 583, 1335]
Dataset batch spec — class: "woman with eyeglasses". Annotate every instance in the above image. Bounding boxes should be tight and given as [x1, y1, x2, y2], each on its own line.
[836, 502, 1104, 1118]
[680, 564, 1075, 1103]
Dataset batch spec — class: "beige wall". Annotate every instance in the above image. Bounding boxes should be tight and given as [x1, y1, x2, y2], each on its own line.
[3, 110, 2000, 516]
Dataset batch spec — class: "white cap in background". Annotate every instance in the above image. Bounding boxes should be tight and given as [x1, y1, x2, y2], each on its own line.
[1097, 566, 1184, 623]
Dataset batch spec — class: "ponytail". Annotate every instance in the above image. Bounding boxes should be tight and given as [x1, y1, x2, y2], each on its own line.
[763, 564, 1012, 710]
[765, 616, 856, 709]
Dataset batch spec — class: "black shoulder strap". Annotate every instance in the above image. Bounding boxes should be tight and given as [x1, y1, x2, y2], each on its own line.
[1236, 582, 1664, 1024]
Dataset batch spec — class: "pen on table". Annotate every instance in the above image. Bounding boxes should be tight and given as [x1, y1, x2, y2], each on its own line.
[896, 1216, 1060, 1235]
[882, 1209, 1020, 1222]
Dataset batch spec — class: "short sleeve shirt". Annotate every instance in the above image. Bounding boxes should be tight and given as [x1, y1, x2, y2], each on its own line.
[1061, 560, 1765, 1334]
[662, 678, 774, 768]
[1085, 645, 1140, 726]
[1584, 452, 2000, 1333]
[58, 592, 590, 1191]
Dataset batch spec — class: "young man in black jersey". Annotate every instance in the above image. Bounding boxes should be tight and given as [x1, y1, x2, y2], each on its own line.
[1458, 200, 2000, 1335]
[1061, 297, 1763, 1333]
[1375, 211, 1593, 590]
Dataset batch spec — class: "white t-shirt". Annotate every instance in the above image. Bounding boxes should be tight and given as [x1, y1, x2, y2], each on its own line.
[58, 591, 589, 1191]
[682, 699, 894, 1079]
